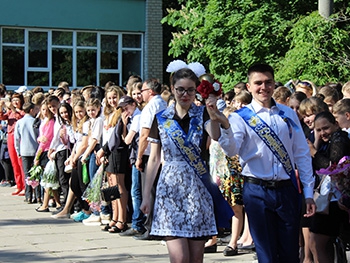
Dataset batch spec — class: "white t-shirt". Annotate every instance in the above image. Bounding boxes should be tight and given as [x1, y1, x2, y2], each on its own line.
[139, 95, 167, 155]
[74, 120, 90, 157]
[88, 116, 103, 143]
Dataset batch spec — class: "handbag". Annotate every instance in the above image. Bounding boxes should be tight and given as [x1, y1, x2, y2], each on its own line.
[313, 175, 332, 215]
[100, 173, 120, 202]
[63, 149, 72, 173]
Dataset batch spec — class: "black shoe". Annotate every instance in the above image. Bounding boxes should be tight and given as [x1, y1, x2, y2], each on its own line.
[119, 228, 145, 237]
[239, 244, 255, 250]
[108, 221, 128, 234]
[35, 207, 50, 212]
[133, 230, 151, 240]
[204, 243, 217, 253]
[223, 245, 238, 256]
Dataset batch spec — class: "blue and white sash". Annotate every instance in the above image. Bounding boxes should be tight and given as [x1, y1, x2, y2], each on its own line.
[236, 106, 300, 193]
[156, 110, 234, 229]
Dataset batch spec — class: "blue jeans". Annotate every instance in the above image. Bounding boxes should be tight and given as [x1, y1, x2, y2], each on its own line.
[89, 153, 98, 181]
[131, 164, 145, 231]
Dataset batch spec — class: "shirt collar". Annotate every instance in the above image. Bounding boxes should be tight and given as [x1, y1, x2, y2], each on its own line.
[250, 98, 278, 113]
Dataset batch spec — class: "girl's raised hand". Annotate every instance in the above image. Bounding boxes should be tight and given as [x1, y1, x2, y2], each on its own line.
[121, 111, 129, 125]
[206, 94, 222, 121]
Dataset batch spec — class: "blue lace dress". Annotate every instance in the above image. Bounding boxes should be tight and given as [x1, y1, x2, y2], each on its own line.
[149, 103, 217, 238]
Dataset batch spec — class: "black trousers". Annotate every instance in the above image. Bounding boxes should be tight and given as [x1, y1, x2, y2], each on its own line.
[70, 157, 90, 211]
[56, 149, 70, 206]
[0, 158, 14, 182]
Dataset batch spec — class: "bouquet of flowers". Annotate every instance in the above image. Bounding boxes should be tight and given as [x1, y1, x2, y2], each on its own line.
[316, 156, 350, 212]
[26, 149, 43, 188]
[197, 74, 222, 100]
[82, 164, 104, 212]
[26, 165, 43, 188]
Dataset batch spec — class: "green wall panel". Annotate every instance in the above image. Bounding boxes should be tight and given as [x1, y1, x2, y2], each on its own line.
[0, 0, 145, 32]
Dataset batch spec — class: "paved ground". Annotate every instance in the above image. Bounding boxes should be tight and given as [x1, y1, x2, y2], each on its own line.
[0, 186, 257, 263]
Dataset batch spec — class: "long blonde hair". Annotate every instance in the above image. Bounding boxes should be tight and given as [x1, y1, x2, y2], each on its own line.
[103, 85, 125, 127]
[72, 100, 89, 133]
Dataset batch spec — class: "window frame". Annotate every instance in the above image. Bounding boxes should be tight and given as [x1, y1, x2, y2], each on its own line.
[0, 27, 143, 90]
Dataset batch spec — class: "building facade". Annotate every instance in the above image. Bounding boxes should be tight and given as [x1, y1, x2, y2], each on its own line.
[0, 0, 163, 90]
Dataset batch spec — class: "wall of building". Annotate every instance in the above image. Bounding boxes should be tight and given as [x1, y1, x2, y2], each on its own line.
[0, 0, 165, 86]
[0, 0, 145, 32]
[144, 0, 163, 82]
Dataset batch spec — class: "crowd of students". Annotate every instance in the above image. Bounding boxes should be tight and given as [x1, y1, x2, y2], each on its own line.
[1, 63, 350, 262]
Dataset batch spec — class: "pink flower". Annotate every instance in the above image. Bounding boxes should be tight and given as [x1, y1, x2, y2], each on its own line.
[25, 178, 40, 189]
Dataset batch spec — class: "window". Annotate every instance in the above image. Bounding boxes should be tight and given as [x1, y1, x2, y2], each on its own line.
[1, 27, 143, 89]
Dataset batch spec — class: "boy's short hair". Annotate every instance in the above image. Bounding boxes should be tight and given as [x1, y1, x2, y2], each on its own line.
[233, 82, 247, 94]
[22, 102, 35, 113]
[342, 81, 350, 94]
[247, 63, 274, 80]
[58, 81, 69, 90]
[31, 92, 45, 106]
[47, 95, 60, 104]
[333, 98, 350, 115]
[272, 86, 292, 103]
[234, 90, 252, 105]
[32, 86, 44, 94]
[299, 96, 329, 116]
[318, 85, 340, 102]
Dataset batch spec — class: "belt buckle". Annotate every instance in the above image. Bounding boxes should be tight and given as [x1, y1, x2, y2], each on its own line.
[266, 181, 277, 188]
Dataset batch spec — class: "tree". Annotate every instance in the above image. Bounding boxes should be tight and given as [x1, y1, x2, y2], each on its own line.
[162, 0, 350, 90]
[276, 11, 350, 86]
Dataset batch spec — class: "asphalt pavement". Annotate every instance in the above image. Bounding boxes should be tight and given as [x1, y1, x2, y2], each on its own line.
[0, 186, 257, 263]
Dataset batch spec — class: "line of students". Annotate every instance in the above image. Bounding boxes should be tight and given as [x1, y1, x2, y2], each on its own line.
[3, 66, 350, 263]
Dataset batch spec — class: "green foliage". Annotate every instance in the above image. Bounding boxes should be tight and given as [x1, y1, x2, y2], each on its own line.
[276, 11, 350, 85]
[163, 0, 350, 90]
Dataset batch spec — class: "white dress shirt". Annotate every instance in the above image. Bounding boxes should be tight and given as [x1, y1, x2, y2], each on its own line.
[219, 99, 315, 199]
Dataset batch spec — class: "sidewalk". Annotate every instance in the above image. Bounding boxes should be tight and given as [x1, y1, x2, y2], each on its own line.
[0, 186, 256, 263]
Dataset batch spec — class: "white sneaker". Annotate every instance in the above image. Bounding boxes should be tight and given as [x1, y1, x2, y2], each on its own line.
[82, 214, 101, 226]
[100, 213, 111, 225]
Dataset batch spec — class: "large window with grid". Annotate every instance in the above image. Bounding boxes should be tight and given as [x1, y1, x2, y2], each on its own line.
[0, 27, 143, 89]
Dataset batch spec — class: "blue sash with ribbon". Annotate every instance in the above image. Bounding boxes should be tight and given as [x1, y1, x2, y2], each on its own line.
[236, 106, 300, 193]
[156, 110, 234, 229]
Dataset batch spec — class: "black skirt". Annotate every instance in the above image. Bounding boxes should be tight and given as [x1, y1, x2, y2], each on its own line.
[105, 147, 128, 174]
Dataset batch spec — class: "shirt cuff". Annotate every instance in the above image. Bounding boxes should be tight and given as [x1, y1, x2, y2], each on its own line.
[303, 186, 314, 199]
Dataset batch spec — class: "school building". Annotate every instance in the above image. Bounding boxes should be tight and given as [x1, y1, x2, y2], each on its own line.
[0, 0, 163, 90]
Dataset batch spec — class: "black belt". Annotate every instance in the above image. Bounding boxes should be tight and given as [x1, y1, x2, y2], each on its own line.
[244, 176, 293, 189]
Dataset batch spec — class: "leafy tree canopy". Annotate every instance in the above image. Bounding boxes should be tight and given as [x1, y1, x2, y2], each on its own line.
[162, 0, 350, 90]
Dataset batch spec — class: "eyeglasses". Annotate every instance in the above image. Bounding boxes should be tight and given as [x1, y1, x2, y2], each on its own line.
[140, 88, 150, 93]
[175, 88, 196, 96]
